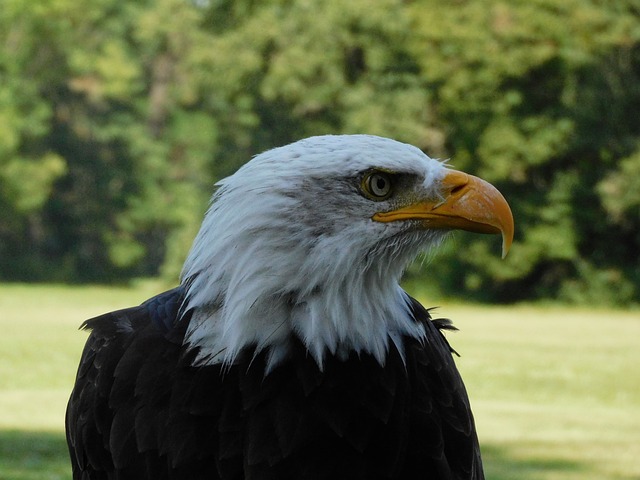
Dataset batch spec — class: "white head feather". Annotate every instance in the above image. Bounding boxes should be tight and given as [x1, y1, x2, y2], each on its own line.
[180, 134, 448, 372]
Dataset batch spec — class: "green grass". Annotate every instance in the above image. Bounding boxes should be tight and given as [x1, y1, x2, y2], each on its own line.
[0, 282, 162, 480]
[442, 304, 640, 480]
[1, 284, 639, 479]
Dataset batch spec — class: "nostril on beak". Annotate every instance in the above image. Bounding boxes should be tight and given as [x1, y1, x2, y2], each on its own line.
[450, 184, 466, 196]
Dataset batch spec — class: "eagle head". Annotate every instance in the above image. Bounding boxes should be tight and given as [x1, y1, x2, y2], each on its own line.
[180, 135, 513, 371]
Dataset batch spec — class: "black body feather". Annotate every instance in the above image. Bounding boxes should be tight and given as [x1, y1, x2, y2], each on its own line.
[66, 287, 483, 479]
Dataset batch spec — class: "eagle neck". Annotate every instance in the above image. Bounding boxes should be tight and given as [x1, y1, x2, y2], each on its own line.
[182, 259, 425, 373]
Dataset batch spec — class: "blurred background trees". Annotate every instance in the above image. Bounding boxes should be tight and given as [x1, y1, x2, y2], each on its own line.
[1, 0, 639, 304]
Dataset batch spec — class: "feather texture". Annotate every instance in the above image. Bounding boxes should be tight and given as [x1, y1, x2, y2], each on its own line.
[179, 135, 447, 370]
[66, 288, 483, 479]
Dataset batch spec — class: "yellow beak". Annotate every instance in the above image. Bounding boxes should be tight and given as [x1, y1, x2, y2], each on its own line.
[372, 169, 514, 258]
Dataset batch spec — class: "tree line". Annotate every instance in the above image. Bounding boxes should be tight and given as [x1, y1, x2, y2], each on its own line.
[1, 0, 639, 304]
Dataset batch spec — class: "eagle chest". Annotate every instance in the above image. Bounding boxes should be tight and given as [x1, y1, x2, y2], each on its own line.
[161, 337, 463, 480]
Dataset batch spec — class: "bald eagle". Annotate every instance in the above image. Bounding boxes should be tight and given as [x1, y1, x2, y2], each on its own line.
[66, 135, 513, 480]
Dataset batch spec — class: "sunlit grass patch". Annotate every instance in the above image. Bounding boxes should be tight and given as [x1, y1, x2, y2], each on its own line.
[442, 304, 640, 480]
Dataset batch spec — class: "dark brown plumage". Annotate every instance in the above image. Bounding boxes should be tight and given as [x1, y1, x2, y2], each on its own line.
[66, 287, 483, 479]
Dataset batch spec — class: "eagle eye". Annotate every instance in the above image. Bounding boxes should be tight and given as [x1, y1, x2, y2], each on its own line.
[362, 171, 393, 200]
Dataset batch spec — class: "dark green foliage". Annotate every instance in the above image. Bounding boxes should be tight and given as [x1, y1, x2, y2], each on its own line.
[1, 0, 638, 304]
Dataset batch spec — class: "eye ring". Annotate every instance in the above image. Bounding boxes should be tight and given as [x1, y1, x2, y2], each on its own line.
[362, 171, 393, 200]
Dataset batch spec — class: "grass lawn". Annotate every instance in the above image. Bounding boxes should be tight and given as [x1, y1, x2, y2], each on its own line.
[1, 283, 638, 479]
[444, 304, 640, 480]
